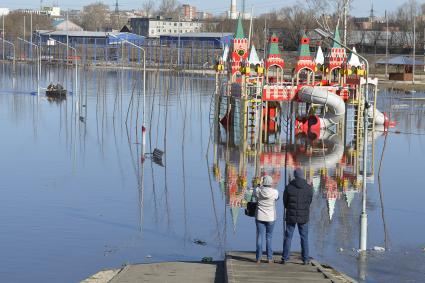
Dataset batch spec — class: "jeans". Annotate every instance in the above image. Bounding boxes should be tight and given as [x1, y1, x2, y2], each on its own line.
[282, 222, 309, 262]
[256, 220, 275, 261]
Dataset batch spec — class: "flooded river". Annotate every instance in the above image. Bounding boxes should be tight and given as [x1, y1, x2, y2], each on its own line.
[0, 63, 424, 282]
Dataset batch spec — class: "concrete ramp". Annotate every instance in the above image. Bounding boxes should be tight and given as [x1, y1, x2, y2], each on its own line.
[108, 261, 224, 283]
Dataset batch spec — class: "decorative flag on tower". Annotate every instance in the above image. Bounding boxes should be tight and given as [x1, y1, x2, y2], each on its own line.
[248, 45, 261, 66]
[314, 45, 324, 66]
[347, 46, 362, 68]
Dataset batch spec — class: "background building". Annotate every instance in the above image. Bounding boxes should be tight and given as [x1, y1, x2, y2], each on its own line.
[42, 6, 61, 17]
[52, 19, 83, 31]
[159, 32, 233, 48]
[181, 4, 197, 21]
[0, 8, 10, 16]
[228, 0, 237, 19]
[196, 12, 213, 20]
[129, 17, 203, 38]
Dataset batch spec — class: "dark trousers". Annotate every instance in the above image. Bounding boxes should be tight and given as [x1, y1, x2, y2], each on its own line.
[281, 222, 309, 262]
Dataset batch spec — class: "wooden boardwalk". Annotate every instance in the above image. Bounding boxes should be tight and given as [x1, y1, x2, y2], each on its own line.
[82, 252, 357, 283]
[225, 252, 357, 283]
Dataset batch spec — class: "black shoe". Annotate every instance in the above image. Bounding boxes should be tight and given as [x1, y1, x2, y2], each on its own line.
[303, 261, 310, 265]
[276, 259, 286, 265]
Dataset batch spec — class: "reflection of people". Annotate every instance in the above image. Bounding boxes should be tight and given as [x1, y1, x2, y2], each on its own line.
[280, 168, 313, 265]
[255, 175, 279, 264]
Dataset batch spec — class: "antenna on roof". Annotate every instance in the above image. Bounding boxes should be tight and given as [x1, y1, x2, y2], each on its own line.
[115, 0, 119, 14]
[369, 0, 375, 22]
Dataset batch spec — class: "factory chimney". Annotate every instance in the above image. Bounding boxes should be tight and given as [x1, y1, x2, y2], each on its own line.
[230, 0, 237, 19]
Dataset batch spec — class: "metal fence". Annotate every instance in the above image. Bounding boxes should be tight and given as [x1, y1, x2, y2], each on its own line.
[0, 37, 223, 70]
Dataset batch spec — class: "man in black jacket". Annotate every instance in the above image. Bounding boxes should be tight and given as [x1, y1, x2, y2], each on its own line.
[281, 168, 313, 265]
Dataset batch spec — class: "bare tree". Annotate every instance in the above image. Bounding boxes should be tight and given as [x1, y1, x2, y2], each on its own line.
[305, 0, 352, 32]
[142, 0, 156, 17]
[280, 4, 316, 48]
[3, 12, 52, 39]
[158, 0, 180, 19]
[81, 2, 110, 31]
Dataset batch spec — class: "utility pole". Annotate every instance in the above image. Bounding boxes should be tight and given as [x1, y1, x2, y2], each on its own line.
[343, 0, 349, 46]
[385, 10, 389, 78]
[413, 5, 416, 84]
[66, 10, 69, 60]
[114, 0, 120, 29]
[177, 16, 181, 66]
[263, 18, 267, 60]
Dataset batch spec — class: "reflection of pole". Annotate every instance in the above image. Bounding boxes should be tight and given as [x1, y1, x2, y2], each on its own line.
[30, 13, 32, 59]
[2, 15, 4, 60]
[358, 251, 367, 282]
[18, 37, 40, 96]
[378, 131, 389, 249]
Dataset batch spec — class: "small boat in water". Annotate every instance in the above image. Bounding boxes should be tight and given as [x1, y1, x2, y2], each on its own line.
[46, 83, 67, 98]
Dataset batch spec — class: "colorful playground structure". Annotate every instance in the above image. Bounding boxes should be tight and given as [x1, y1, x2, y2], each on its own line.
[211, 19, 393, 226]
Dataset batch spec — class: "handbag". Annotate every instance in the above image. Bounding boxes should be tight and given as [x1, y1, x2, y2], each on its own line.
[245, 190, 257, 217]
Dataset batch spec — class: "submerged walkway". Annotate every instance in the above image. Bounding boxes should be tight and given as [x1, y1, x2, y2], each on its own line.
[81, 251, 356, 283]
[226, 252, 357, 283]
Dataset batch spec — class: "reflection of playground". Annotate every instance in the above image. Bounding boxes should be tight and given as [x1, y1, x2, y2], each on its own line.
[212, 19, 393, 229]
[213, 100, 384, 227]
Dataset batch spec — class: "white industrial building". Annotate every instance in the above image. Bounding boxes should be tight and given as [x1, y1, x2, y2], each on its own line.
[228, 0, 237, 19]
[0, 8, 10, 16]
[130, 17, 203, 38]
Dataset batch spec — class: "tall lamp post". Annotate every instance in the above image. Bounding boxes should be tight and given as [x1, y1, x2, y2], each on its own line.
[0, 37, 16, 74]
[48, 37, 78, 109]
[314, 28, 370, 253]
[109, 33, 147, 144]
[18, 37, 40, 96]
[110, 34, 147, 234]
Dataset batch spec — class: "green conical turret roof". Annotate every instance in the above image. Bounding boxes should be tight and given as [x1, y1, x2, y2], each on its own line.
[332, 26, 342, 48]
[298, 31, 311, 57]
[235, 17, 245, 39]
[268, 33, 280, 55]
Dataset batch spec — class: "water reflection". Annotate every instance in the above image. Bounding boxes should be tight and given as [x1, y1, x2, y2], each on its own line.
[210, 91, 400, 283]
[211, 94, 386, 223]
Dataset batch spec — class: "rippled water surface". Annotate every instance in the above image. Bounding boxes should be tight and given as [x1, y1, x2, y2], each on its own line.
[0, 63, 424, 283]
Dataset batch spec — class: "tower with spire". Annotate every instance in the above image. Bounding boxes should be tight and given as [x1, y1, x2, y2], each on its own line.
[231, 17, 249, 81]
[265, 33, 285, 83]
[294, 32, 316, 84]
[326, 26, 347, 77]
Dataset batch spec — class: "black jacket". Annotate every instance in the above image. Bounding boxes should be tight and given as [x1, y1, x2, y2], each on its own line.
[283, 177, 313, 224]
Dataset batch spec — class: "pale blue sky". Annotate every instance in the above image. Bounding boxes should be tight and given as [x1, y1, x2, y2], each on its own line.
[1, 0, 422, 17]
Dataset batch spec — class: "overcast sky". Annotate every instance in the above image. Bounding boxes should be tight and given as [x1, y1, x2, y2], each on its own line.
[1, 0, 422, 17]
